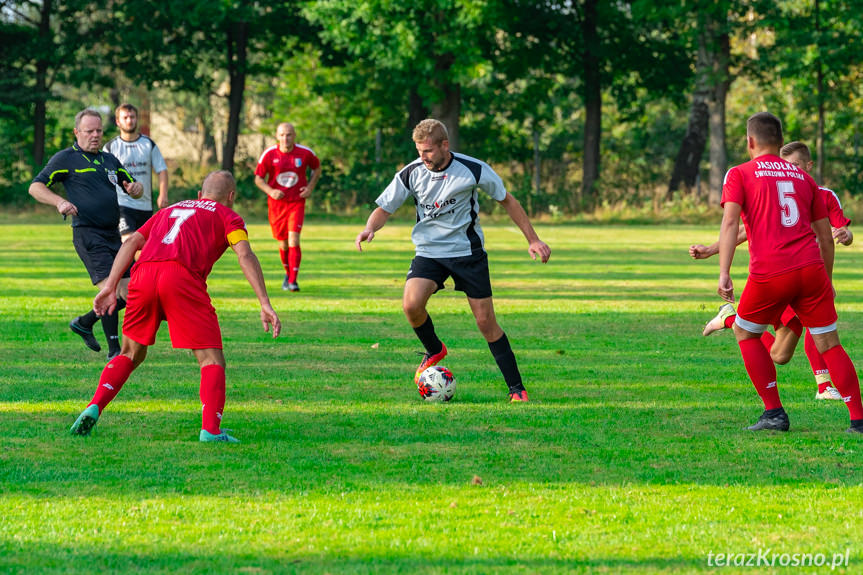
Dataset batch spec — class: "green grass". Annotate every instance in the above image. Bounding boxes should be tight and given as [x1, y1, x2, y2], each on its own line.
[2, 219, 862, 574]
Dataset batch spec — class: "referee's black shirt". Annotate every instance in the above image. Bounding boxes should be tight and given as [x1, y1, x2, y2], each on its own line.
[33, 143, 134, 229]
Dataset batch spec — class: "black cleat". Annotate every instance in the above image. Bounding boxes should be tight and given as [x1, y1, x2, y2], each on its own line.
[70, 317, 101, 352]
[107, 349, 121, 362]
[846, 420, 863, 434]
[282, 275, 290, 291]
[287, 281, 300, 292]
[746, 408, 790, 432]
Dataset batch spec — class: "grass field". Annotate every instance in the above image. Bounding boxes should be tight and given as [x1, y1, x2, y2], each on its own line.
[2, 217, 863, 574]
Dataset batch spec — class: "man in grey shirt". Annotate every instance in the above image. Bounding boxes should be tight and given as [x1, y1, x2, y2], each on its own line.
[356, 119, 551, 402]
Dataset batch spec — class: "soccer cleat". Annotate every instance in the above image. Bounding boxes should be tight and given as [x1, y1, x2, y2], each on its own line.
[509, 389, 529, 402]
[703, 303, 736, 336]
[846, 420, 863, 434]
[414, 342, 448, 383]
[745, 408, 790, 431]
[199, 429, 240, 443]
[70, 404, 100, 436]
[287, 282, 300, 292]
[70, 317, 101, 352]
[282, 276, 290, 290]
[107, 349, 121, 362]
[815, 386, 843, 401]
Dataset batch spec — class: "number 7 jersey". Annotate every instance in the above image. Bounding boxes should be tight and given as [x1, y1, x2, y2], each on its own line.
[721, 153, 828, 279]
[135, 199, 248, 282]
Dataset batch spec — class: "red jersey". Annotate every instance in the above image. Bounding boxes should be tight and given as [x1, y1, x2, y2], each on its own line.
[819, 186, 851, 229]
[721, 153, 828, 279]
[135, 199, 247, 281]
[255, 144, 320, 203]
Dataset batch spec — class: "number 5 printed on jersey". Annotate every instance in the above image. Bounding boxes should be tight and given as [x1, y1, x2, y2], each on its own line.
[162, 208, 196, 244]
[777, 181, 799, 227]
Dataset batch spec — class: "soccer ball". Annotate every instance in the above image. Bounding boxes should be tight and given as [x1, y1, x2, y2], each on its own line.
[417, 366, 456, 402]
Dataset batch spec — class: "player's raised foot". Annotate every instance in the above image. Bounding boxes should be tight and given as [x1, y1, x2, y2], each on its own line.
[703, 303, 736, 336]
[846, 420, 863, 434]
[70, 404, 100, 436]
[287, 282, 300, 292]
[815, 386, 843, 401]
[414, 342, 448, 383]
[509, 389, 529, 403]
[745, 408, 789, 432]
[199, 429, 240, 443]
[70, 317, 101, 352]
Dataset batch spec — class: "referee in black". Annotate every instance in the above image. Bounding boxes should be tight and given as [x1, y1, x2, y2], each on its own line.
[29, 109, 143, 360]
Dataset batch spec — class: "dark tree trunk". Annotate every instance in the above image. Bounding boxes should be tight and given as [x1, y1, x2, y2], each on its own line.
[668, 28, 711, 199]
[33, 0, 52, 169]
[707, 31, 730, 206]
[222, 20, 248, 172]
[407, 86, 430, 135]
[581, 0, 601, 209]
[815, 0, 825, 182]
[431, 81, 460, 152]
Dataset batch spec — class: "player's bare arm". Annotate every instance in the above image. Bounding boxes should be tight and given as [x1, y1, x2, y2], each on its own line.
[833, 226, 853, 246]
[300, 167, 321, 199]
[717, 201, 741, 303]
[157, 170, 169, 209]
[94, 232, 145, 316]
[231, 240, 281, 338]
[28, 182, 79, 217]
[254, 175, 284, 200]
[356, 207, 392, 251]
[812, 217, 835, 281]
[497, 192, 550, 263]
[690, 225, 746, 259]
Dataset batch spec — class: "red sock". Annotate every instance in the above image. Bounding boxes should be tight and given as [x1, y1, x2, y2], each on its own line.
[821, 346, 863, 420]
[89, 355, 135, 414]
[760, 330, 775, 353]
[803, 331, 831, 392]
[738, 338, 782, 410]
[288, 246, 302, 283]
[279, 248, 290, 276]
[200, 364, 226, 434]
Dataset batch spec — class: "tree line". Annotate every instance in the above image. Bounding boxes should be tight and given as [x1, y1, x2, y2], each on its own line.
[1, 0, 862, 213]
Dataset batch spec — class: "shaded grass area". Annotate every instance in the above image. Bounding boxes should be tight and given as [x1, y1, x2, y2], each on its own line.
[1, 221, 863, 573]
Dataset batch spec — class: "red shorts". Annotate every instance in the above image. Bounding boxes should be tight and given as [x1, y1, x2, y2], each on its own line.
[736, 263, 837, 333]
[268, 199, 305, 240]
[122, 261, 222, 349]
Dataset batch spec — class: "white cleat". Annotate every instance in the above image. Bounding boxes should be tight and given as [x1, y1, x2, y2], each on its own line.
[815, 386, 843, 401]
[703, 303, 736, 336]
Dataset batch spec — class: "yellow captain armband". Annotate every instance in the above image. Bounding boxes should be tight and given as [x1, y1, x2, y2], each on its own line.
[227, 229, 249, 245]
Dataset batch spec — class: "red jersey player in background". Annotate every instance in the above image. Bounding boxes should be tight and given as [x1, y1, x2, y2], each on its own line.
[70, 170, 281, 442]
[717, 112, 862, 433]
[692, 141, 852, 401]
[254, 122, 321, 292]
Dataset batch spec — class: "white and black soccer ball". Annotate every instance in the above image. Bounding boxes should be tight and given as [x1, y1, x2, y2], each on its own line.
[417, 366, 456, 402]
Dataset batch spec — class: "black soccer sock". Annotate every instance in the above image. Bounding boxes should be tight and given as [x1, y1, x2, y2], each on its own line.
[488, 332, 524, 392]
[77, 309, 99, 330]
[413, 315, 443, 355]
[100, 298, 126, 353]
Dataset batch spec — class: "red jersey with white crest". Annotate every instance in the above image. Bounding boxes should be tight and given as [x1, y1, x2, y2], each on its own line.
[721, 154, 828, 279]
[255, 144, 320, 203]
[135, 199, 247, 281]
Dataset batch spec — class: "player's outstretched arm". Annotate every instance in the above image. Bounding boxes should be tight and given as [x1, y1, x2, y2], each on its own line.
[94, 232, 145, 316]
[232, 240, 281, 338]
[498, 192, 550, 262]
[356, 207, 392, 252]
[691, 225, 746, 260]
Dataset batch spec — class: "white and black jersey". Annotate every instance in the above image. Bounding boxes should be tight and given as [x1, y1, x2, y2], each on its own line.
[103, 134, 167, 211]
[376, 152, 507, 258]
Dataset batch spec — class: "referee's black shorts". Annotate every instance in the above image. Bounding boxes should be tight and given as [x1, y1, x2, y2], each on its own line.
[72, 226, 130, 285]
[406, 251, 493, 299]
[118, 206, 153, 236]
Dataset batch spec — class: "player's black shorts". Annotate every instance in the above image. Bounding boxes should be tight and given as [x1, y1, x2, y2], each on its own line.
[407, 251, 493, 299]
[72, 226, 129, 285]
[118, 206, 153, 236]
